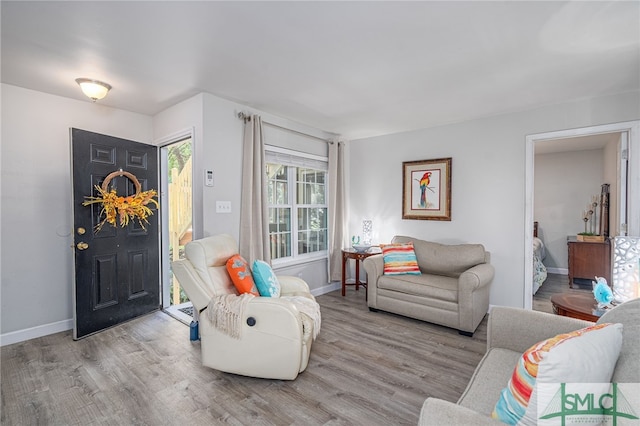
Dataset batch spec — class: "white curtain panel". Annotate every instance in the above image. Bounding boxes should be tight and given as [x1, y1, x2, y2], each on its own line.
[328, 140, 346, 282]
[239, 115, 271, 265]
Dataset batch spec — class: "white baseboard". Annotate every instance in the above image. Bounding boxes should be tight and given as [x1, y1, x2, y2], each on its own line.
[546, 267, 568, 275]
[2, 283, 343, 347]
[312, 281, 341, 296]
[0, 318, 73, 347]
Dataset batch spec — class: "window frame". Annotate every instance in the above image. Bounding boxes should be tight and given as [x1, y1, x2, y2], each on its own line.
[266, 146, 329, 267]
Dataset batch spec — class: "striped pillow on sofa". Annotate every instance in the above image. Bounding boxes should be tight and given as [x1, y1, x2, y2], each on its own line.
[381, 242, 421, 275]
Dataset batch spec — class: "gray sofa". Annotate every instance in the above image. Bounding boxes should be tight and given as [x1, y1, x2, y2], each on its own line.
[363, 236, 494, 336]
[419, 298, 640, 425]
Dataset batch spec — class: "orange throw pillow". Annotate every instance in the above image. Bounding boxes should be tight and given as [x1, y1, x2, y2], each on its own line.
[226, 254, 259, 296]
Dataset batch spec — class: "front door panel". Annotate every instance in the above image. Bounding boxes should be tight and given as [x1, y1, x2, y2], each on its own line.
[71, 128, 160, 339]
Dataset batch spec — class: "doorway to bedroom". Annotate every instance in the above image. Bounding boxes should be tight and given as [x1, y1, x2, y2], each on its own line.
[525, 121, 639, 310]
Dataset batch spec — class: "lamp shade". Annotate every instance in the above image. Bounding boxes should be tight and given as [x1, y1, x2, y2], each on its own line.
[612, 236, 640, 303]
[75, 78, 111, 101]
[362, 219, 372, 245]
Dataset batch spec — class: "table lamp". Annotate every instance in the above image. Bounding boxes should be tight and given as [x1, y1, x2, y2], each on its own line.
[362, 219, 373, 245]
[612, 236, 640, 303]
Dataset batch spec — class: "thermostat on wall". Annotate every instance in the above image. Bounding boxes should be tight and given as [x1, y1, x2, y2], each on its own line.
[205, 170, 214, 187]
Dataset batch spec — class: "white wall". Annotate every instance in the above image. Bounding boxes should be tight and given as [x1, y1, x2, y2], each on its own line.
[154, 93, 335, 292]
[2, 82, 638, 343]
[198, 95, 334, 293]
[155, 93, 332, 241]
[534, 149, 604, 270]
[347, 91, 640, 309]
[153, 93, 205, 240]
[1, 86, 336, 345]
[1, 84, 153, 341]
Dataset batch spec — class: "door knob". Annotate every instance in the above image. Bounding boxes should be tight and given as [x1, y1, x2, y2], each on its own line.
[76, 242, 89, 250]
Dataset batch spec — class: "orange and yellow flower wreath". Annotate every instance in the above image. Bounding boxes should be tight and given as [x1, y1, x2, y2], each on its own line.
[82, 170, 159, 232]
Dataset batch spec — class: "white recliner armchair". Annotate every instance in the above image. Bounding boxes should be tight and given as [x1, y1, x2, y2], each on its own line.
[171, 234, 320, 380]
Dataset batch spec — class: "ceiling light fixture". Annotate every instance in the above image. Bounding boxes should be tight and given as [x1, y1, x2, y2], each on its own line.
[75, 78, 112, 101]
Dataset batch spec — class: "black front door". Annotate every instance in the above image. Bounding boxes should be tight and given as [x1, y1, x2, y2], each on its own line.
[71, 128, 160, 339]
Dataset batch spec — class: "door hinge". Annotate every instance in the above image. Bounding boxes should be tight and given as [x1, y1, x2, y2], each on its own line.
[621, 149, 628, 160]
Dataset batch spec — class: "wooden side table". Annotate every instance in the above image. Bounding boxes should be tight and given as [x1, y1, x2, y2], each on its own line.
[341, 248, 379, 299]
[567, 237, 611, 288]
[550, 292, 601, 322]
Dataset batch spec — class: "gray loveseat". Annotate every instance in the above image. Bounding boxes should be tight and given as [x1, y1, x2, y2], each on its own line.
[419, 298, 640, 425]
[363, 235, 494, 336]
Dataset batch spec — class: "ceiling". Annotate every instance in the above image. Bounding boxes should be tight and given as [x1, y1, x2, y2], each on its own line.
[1, 1, 638, 140]
[535, 132, 622, 155]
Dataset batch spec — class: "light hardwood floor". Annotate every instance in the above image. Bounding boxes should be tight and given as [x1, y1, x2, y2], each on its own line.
[2, 275, 578, 426]
[2, 289, 488, 426]
[533, 272, 592, 314]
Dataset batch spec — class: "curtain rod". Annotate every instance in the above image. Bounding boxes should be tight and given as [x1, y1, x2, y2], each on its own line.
[237, 111, 333, 144]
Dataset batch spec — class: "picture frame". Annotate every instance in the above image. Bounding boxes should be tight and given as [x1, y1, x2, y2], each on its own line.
[402, 157, 452, 221]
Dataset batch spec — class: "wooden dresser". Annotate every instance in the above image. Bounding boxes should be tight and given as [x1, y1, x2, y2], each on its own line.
[567, 237, 611, 288]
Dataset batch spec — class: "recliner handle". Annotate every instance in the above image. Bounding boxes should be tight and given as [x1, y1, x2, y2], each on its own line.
[246, 317, 256, 327]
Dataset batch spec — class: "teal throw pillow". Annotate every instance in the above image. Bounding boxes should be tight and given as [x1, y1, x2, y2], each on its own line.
[252, 260, 281, 297]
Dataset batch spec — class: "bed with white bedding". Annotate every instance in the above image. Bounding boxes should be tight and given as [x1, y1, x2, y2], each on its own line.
[533, 222, 548, 294]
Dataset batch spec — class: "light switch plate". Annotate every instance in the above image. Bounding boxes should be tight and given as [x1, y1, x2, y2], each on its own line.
[216, 201, 231, 213]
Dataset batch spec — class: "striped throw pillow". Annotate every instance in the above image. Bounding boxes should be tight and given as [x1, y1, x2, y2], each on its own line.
[381, 242, 421, 275]
[492, 322, 622, 425]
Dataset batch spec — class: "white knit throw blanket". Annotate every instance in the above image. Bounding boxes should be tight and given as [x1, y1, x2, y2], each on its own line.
[281, 296, 322, 340]
[206, 293, 254, 339]
[206, 293, 321, 341]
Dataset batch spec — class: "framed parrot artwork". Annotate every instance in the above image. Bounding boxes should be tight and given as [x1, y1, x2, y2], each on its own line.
[402, 157, 452, 221]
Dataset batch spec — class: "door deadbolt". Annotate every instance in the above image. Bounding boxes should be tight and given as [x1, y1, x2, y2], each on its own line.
[77, 227, 86, 235]
[76, 242, 89, 250]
